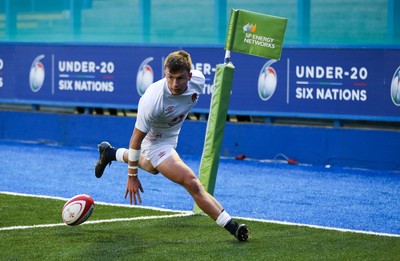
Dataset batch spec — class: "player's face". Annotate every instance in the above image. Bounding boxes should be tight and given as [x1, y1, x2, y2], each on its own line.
[165, 68, 192, 95]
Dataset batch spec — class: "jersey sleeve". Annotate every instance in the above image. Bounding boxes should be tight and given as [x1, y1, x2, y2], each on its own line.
[190, 70, 205, 93]
[134, 87, 162, 133]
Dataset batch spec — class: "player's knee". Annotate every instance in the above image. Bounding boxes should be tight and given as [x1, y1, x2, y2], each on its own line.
[184, 177, 203, 196]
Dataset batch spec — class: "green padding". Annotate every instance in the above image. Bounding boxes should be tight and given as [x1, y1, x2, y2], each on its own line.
[194, 63, 234, 213]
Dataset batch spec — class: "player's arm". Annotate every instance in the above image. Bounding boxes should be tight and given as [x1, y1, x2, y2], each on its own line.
[127, 127, 147, 175]
[124, 86, 158, 204]
[124, 127, 146, 205]
[128, 87, 154, 175]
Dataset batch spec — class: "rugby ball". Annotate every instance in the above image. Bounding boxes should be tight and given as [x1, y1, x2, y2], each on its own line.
[62, 194, 94, 226]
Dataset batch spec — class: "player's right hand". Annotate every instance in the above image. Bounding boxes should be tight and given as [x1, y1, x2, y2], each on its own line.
[124, 176, 144, 205]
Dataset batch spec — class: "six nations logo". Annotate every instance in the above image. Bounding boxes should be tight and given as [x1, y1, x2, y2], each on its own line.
[257, 60, 277, 101]
[391, 66, 400, 106]
[29, 55, 45, 93]
[136, 57, 154, 96]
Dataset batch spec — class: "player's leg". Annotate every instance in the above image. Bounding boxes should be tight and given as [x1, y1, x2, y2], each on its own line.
[156, 152, 250, 241]
[121, 148, 158, 174]
[157, 152, 222, 218]
[94, 141, 158, 178]
[94, 141, 114, 178]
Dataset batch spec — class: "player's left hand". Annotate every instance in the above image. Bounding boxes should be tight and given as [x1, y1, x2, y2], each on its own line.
[124, 176, 144, 205]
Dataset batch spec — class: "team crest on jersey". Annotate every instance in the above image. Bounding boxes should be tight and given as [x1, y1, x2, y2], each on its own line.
[191, 93, 198, 102]
[165, 105, 174, 113]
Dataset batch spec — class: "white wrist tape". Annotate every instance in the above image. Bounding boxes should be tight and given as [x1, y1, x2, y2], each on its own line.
[128, 173, 138, 177]
[128, 148, 141, 162]
[128, 165, 138, 170]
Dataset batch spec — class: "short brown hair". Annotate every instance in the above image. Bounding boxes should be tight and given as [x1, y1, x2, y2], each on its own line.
[164, 50, 192, 73]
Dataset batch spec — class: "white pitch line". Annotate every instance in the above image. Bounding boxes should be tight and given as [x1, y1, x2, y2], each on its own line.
[236, 216, 400, 238]
[0, 213, 194, 231]
[2, 191, 400, 238]
[0, 191, 188, 213]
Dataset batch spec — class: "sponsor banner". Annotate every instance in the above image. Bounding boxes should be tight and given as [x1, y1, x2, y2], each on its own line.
[225, 9, 288, 60]
[231, 48, 400, 119]
[0, 44, 399, 120]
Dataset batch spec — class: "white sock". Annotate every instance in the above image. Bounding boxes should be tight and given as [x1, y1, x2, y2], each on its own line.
[116, 148, 127, 163]
[215, 210, 232, 227]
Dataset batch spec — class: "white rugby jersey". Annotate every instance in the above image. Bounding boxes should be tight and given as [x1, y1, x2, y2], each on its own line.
[135, 70, 205, 146]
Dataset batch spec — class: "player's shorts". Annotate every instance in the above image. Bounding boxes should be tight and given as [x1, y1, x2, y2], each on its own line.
[140, 139, 177, 169]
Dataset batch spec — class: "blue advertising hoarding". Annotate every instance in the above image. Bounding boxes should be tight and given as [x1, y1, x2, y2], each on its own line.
[0, 43, 399, 121]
